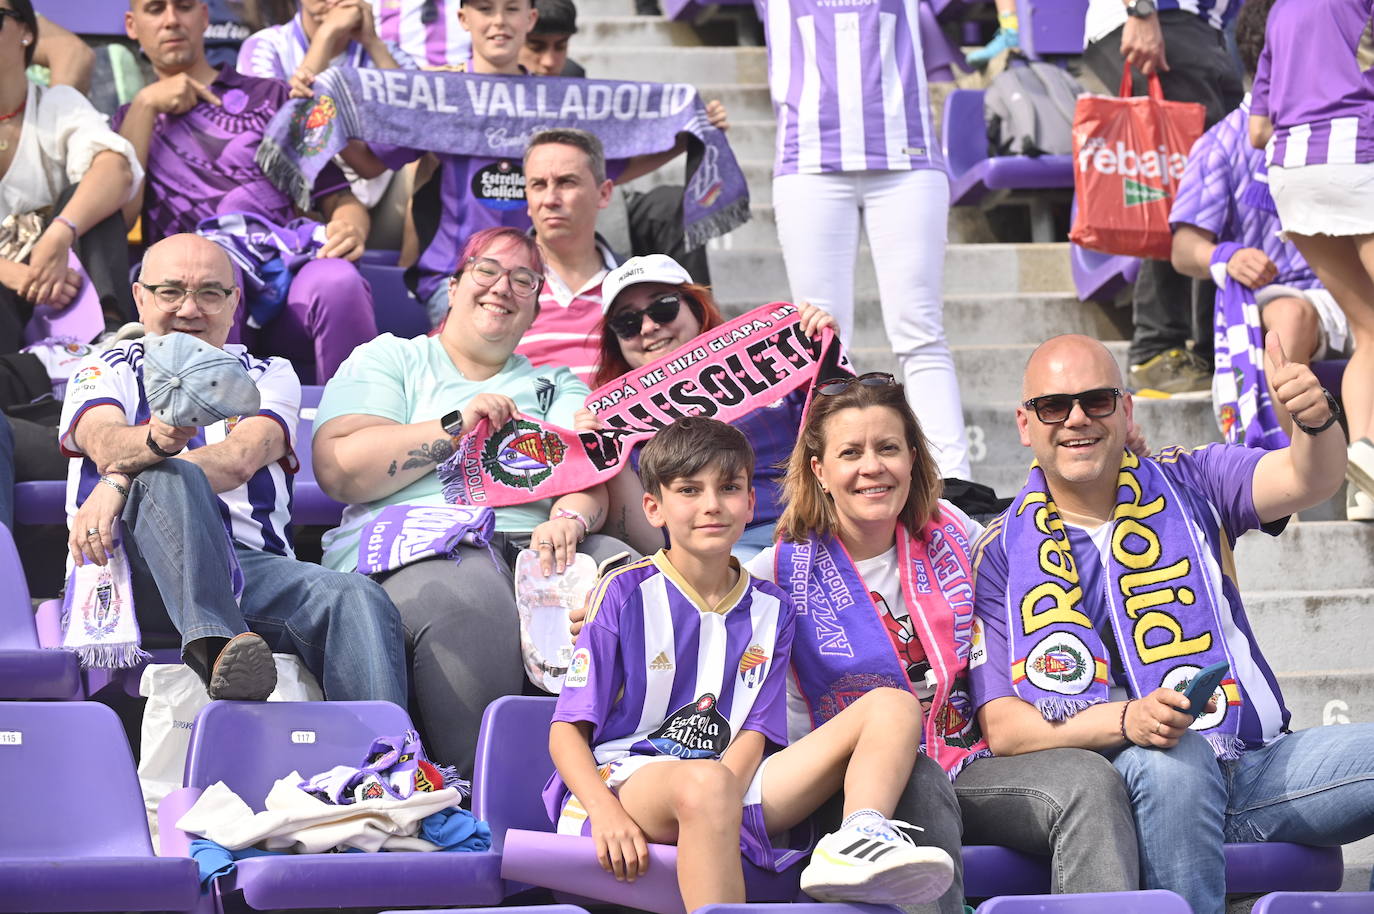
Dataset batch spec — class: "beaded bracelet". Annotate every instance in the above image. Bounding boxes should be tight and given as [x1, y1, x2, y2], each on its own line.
[1119, 698, 1135, 742]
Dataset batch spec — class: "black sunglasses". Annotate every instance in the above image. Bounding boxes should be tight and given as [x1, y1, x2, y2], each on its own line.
[1022, 387, 1122, 424]
[814, 372, 899, 396]
[609, 294, 683, 340]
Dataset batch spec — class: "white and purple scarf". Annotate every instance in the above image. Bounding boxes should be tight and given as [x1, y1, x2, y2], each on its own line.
[1004, 452, 1244, 758]
[777, 515, 990, 778]
[196, 212, 325, 330]
[357, 504, 495, 576]
[256, 68, 749, 251]
[1210, 241, 1289, 450]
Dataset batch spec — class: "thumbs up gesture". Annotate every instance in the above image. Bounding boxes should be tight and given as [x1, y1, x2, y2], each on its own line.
[1264, 331, 1333, 430]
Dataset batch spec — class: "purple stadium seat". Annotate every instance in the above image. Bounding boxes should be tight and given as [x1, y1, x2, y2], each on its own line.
[295, 384, 347, 526]
[962, 846, 1052, 897]
[0, 701, 201, 913]
[1071, 243, 1140, 302]
[698, 905, 903, 914]
[941, 88, 1073, 241]
[358, 261, 431, 339]
[160, 699, 504, 911]
[381, 908, 592, 914]
[473, 695, 805, 914]
[0, 524, 81, 699]
[978, 891, 1190, 912]
[1311, 360, 1348, 394]
[920, 0, 968, 82]
[1252, 892, 1374, 913]
[1015, 0, 1089, 60]
[13, 478, 64, 526]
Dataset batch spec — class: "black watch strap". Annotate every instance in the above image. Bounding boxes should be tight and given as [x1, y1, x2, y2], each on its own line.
[441, 409, 465, 438]
[1292, 389, 1342, 436]
[146, 429, 184, 458]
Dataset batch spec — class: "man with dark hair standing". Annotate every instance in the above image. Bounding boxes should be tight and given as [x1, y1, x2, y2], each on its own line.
[1081, 0, 1245, 395]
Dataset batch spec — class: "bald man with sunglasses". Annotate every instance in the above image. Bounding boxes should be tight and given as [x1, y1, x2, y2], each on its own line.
[965, 332, 1374, 913]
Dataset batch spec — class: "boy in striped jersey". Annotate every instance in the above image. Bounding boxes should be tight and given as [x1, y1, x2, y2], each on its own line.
[546, 417, 953, 911]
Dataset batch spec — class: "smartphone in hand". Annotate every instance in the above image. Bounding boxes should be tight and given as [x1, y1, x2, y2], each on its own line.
[1183, 660, 1230, 718]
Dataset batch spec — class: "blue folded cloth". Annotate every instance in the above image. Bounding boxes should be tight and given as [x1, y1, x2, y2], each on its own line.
[421, 806, 493, 852]
[188, 839, 284, 893]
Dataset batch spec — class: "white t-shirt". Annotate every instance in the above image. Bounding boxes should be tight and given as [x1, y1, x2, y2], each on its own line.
[746, 499, 983, 740]
[1, 82, 142, 220]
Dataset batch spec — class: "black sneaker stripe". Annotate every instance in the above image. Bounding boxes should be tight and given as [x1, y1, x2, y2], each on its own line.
[840, 839, 872, 857]
[839, 838, 897, 861]
[868, 844, 896, 862]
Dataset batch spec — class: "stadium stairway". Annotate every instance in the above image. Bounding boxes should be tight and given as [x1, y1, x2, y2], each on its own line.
[573, 0, 1374, 891]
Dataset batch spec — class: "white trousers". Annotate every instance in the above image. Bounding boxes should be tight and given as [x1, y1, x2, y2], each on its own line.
[772, 168, 971, 479]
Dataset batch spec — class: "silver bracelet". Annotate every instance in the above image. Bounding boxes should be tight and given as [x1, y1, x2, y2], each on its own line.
[98, 475, 129, 498]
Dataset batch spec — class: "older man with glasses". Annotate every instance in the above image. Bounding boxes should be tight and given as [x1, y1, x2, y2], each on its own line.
[967, 332, 1374, 914]
[58, 233, 407, 705]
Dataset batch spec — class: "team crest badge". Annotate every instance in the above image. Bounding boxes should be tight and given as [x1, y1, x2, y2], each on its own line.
[1163, 664, 1235, 731]
[936, 687, 980, 748]
[1020, 633, 1099, 696]
[815, 672, 905, 725]
[290, 95, 337, 156]
[360, 780, 386, 801]
[82, 567, 120, 638]
[738, 643, 768, 688]
[482, 418, 567, 490]
[1219, 404, 1239, 442]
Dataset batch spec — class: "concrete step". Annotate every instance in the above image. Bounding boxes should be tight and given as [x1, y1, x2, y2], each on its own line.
[622, 156, 774, 203]
[576, 16, 704, 46]
[708, 202, 1009, 250]
[577, 46, 768, 84]
[707, 244, 1077, 303]
[720, 291, 1130, 347]
[1277, 672, 1374, 730]
[1246, 589, 1374, 673]
[1234, 521, 1374, 591]
[696, 83, 773, 122]
[574, 0, 654, 16]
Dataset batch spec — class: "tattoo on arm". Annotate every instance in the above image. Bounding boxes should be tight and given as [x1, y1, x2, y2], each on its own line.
[610, 506, 629, 541]
[400, 438, 455, 471]
[387, 460, 398, 476]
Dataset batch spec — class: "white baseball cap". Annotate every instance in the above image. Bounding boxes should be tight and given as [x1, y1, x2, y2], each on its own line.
[600, 254, 693, 313]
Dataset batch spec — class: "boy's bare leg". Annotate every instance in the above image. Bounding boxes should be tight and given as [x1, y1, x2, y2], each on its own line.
[759, 687, 923, 830]
[616, 759, 747, 911]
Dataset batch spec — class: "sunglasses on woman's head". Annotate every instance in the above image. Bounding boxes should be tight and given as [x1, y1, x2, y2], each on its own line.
[1021, 387, 1122, 424]
[813, 372, 899, 396]
[609, 293, 683, 340]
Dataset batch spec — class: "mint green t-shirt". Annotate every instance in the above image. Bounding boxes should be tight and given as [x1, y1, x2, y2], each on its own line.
[313, 333, 589, 571]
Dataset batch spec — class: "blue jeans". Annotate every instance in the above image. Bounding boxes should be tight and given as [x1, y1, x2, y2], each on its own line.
[0, 412, 12, 530]
[1114, 725, 1374, 914]
[121, 459, 407, 705]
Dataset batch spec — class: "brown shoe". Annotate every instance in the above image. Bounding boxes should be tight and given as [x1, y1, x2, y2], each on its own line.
[1128, 348, 1211, 397]
[207, 632, 277, 701]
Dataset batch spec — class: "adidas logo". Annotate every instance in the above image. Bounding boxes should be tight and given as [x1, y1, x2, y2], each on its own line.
[649, 652, 674, 671]
[1123, 177, 1167, 207]
[838, 838, 900, 863]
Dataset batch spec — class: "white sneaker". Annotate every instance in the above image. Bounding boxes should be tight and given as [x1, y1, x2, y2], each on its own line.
[1348, 488, 1374, 522]
[1347, 438, 1374, 500]
[800, 818, 955, 905]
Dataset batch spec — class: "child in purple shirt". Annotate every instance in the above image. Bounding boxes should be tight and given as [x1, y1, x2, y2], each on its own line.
[1249, 0, 1374, 500]
[548, 417, 954, 911]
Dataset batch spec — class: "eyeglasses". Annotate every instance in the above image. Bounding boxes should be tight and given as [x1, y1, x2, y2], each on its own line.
[137, 282, 235, 314]
[1022, 387, 1122, 424]
[814, 372, 899, 396]
[608, 294, 683, 340]
[463, 257, 542, 298]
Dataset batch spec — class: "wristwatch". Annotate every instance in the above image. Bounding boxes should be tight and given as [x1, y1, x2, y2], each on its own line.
[1126, 0, 1156, 17]
[1292, 389, 1342, 436]
[441, 409, 465, 439]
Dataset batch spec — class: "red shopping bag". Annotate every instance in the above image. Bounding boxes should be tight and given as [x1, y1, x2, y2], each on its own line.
[1069, 71, 1205, 260]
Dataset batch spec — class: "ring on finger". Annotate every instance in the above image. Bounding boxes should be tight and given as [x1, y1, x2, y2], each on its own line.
[1154, 720, 1163, 736]
[537, 539, 554, 547]
[86, 527, 100, 537]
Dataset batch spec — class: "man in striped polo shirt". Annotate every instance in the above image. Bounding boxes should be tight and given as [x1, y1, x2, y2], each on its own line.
[59, 234, 406, 706]
[1083, 0, 1245, 396]
[517, 128, 619, 385]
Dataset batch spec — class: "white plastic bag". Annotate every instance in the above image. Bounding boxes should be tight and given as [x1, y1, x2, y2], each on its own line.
[514, 549, 599, 694]
[138, 655, 322, 840]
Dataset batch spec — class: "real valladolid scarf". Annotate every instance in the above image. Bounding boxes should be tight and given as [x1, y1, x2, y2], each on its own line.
[776, 513, 991, 778]
[439, 303, 851, 508]
[1002, 451, 1244, 758]
[1210, 241, 1289, 451]
[256, 68, 749, 250]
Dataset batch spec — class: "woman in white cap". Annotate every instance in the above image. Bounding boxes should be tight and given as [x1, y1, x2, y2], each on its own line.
[589, 254, 834, 560]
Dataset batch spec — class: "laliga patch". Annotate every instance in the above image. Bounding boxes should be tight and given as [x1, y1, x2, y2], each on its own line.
[968, 616, 987, 668]
[566, 648, 592, 687]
